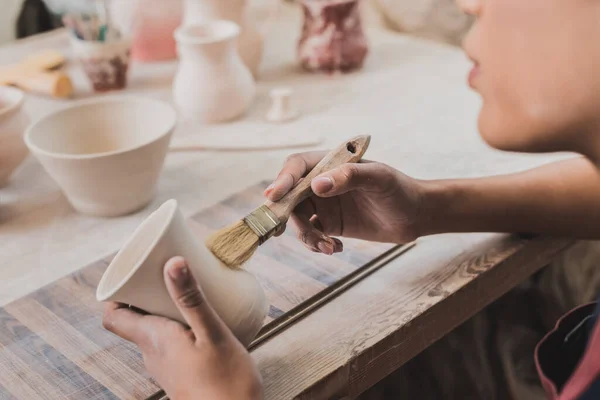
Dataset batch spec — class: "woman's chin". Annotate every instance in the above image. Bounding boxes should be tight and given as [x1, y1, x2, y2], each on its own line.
[477, 110, 538, 153]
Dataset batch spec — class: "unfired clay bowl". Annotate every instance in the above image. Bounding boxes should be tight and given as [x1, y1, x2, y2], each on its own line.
[24, 96, 176, 217]
[96, 198, 269, 347]
[0, 87, 29, 187]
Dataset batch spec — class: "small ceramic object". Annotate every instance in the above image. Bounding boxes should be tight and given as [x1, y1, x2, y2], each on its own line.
[96, 198, 269, 347]
[172, 21, 255, 124]
[69, 34, 132, 92]
[266, 87, 299, 123]
[24, 96, 177, 217]
[298, 0, 369, 73]
[182, 0, 277, 78]
[0, 87, 29, 187]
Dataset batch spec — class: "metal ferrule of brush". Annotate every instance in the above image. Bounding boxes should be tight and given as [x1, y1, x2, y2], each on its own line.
[243, 205, 281, 245]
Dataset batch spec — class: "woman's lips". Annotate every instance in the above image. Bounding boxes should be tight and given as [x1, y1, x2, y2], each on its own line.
[468, 63, 480, 88]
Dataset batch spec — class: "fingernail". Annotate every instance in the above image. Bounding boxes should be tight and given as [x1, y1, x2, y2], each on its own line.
[317, 241, 334, 255]
[264, 183, 275, 195]
[168, 263, 190, 286]
[313, 177, 333, 194]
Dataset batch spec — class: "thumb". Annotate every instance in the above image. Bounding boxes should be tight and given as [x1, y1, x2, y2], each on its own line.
[163, 256, 228, 343]
[310, 162, 397, 198]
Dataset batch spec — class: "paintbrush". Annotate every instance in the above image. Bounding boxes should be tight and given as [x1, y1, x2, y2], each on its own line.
[205, 134, 371, 269]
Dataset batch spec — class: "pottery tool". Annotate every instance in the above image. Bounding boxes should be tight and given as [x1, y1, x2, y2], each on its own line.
[205, 134, 371, 269]
[0, 50, 72, 98]
[248, 241, 416, 349]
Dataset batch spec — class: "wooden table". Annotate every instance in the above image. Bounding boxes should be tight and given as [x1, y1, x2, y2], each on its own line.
[0, 2, 576, 399]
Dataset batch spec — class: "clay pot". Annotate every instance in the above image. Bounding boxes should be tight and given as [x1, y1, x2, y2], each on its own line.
[172, 20, 255, 124]
[96, 199, 269, 347]
[0, 87, 29, 187]
[69, 35, 132, 92]
[24, 97, 176, 217]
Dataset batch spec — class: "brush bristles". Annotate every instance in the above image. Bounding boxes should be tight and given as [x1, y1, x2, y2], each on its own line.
[205, 220, 260, 269]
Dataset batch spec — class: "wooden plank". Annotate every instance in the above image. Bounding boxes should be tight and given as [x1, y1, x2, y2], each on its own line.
[0, 310, 113, 400]
[0, 342, 63, 400]
[4, 298, 157, 400]
[249, 235, 574, 399]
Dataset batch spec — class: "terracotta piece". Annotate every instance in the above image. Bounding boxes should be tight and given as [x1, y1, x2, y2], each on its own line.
[96, 199, 269, 347]
[298, 0, 369, 73]
[0, 87, 29, 187]
[172, 21, 255, 124]
[182, 0, 273, 78]
[266, 87, 300, 123]
[70, 35, 132, 92]
[24, 96, 177, 217]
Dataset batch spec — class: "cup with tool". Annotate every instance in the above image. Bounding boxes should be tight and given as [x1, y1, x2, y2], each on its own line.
[64, 1, 132, 92]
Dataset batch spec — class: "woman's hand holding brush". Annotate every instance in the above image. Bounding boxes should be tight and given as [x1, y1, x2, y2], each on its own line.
[264, 152, 425, 254]
[205, 135, 430, 268]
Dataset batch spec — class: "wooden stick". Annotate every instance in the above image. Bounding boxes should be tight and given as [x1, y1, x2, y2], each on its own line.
[248, 241, 417, 349]
[168, 136, 323, 152]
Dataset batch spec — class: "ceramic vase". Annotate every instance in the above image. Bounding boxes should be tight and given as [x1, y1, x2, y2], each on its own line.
[96, 199, 269, 347]
[0, 87, 29, 187]
[182, 0, 264, 78]
[172, 20, 255, 124]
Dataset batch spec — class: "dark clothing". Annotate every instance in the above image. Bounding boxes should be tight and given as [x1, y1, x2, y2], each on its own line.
[536, 299, 600, 400]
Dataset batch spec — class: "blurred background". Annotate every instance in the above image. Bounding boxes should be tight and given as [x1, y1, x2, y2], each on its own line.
[0, 0, 473, 48]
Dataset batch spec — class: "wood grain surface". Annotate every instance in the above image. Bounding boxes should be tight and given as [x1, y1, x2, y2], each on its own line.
[0, 181, 406, 399]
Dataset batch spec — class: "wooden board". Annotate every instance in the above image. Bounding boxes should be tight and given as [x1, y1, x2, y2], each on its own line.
[0, 181, 413, 400]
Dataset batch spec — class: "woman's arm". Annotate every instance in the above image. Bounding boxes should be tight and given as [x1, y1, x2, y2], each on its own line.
[421, 157, 600, 238]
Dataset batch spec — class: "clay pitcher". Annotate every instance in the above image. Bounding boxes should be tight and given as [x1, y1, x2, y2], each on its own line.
[181, 0, 277, 78]
[172, 20, 255, 124]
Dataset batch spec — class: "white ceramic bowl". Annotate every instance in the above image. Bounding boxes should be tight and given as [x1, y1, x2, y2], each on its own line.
[25, 96, 177, 217]
[0, 87, 29, 187]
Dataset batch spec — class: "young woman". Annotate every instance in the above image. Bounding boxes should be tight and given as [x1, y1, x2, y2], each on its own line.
[102, 0, 600, 398]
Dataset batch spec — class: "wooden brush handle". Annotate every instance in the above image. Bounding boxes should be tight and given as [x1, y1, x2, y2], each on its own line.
[267, 134, 371, 221]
